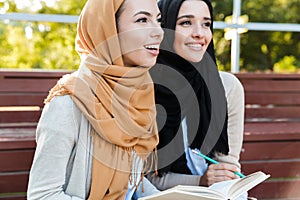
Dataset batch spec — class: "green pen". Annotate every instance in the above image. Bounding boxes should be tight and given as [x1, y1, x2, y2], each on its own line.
[191, 149, 246, 178]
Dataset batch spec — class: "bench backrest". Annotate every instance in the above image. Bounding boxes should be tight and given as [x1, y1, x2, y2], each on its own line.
[2, 71, 299, 126]
[0, 70, 70, 127]
[236, 73, 300, 122]
[235, 73, 300, 199]
[235, 73, 300, 140]
[0, 71, 300, 199]
[0, 70, 70, 199]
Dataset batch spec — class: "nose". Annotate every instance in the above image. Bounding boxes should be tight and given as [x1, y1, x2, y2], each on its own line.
[192, 24, 204, 38]
[150, 23, 164, 40]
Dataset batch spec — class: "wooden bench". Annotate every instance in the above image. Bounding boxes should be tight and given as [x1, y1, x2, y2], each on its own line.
[0, 70, 69, 200]
[236, 73, 300, 199]
[0, 70, 299, 199]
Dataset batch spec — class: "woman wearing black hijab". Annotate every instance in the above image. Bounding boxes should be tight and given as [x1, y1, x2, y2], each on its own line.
[149, 0, 245, 191]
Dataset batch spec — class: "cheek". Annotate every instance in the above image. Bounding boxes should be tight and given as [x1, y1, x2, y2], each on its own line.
[174, 28, 189, 41]
[173, 32, 186, 51]
[119, 31, 142, 54]
[206, 30, 213, 42]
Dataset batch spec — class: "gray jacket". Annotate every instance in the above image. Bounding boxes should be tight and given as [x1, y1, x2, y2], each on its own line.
[28, 95, 93, 199]
[27, 95, 158, 200]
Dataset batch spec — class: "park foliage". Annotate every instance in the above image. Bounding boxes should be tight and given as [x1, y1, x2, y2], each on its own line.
[0, 0, 299, 72]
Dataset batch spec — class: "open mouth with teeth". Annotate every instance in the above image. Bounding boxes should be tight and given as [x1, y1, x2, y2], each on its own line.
[144, 44, 160, 56]
[186, 43, 204, 48]
[145, 44, 159, 50]
[187, 44, 203, 47]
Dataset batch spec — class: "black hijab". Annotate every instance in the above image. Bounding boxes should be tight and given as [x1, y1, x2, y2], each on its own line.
[150, 0, 229, 175]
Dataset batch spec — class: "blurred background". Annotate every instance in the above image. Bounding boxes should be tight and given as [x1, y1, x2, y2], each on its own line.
[0, 0, 299, 73]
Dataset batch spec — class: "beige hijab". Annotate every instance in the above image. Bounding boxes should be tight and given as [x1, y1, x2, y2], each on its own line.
[45, 0, 159, 199]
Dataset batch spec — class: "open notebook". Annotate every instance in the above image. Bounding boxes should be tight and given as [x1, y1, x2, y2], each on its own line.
[140, 171, 270, 200]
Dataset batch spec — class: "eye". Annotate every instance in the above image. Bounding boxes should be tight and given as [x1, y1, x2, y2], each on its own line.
[136, 17, 148, 23]
[178, 20, 192, 26]
[203, 21, 211, 28]
[157, 18, 162, 23]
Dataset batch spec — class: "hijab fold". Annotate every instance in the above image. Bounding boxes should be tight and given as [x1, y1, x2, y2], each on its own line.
[152, 0, 229, 175]
[45, 0, 159, 199]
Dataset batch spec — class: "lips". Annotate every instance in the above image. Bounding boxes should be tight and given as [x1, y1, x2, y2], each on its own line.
[185, 42, 205, 50]
[145, 44, 160, 50]
[144, 44, 160, 56]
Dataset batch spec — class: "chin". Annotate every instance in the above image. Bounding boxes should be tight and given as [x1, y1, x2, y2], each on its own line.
[141, 62, 155, 68]
[189, 55, 204, 63]
[184, 57, 201, 63]
[140, 59, 156, 68]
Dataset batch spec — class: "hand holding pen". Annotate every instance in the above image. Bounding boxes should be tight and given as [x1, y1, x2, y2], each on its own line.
[192, 149, 246, 178]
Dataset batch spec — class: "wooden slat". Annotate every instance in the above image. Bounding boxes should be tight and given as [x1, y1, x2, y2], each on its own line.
[0, 196, 26, 200]
[240, 141, 300, 161]
[0, 150, 35, 172]
[248, 179, 300, 199]
[235, 73, 300, 80]
[0, 79, 57, 93]
[0, 140, 36, 150]
[245, 92, 300, 105]
[245, 106, 300, 119]
[0, 111, 42, 123]
[0, 172, 29, 193]
[239, 80, 300, 92]
[0, 128, 36, 137]
[0, 128, 36, 150]
[241, 161, 300, 178]
[0, 70, 70, 78]
[244, 122, 300, 141]
[0, 93, 47, 106]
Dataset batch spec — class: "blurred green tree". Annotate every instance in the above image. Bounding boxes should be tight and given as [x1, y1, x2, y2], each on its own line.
[0, 0, 85, 69]
[213, 0, 300, 72]
[0, 0, 299, 72]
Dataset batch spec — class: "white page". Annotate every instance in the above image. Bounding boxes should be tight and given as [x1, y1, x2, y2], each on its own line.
[209, 178, 240, 198]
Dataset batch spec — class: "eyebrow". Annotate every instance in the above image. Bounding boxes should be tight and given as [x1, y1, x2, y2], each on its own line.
[134, 11, 151, 17]
[177, 15, 211, 21]
[134, 11, 161, 18]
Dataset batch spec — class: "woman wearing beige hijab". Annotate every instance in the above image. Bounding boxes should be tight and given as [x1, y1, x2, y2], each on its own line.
[27, 0, 163, 199]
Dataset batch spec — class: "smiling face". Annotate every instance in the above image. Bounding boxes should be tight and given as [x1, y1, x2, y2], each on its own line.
[117, 0, 163, 67]
[173, 0, 212, 63]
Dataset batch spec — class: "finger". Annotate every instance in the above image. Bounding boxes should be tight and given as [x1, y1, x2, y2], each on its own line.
[206, 173, 233, 186]
[223, 169, 240, 179]
[212, 175, 232, 183]
[210, 163, 240, 173]
[208, 168, 239, 179]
